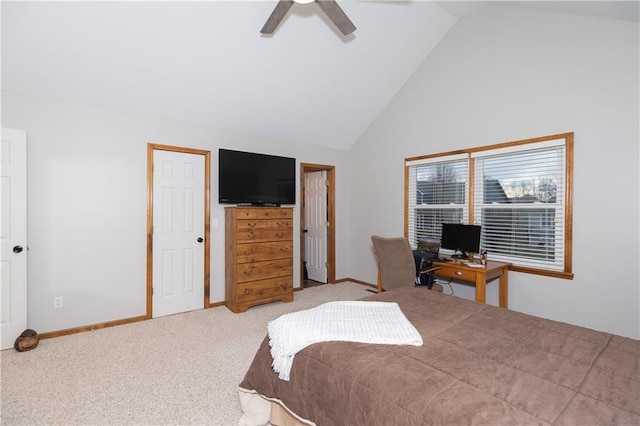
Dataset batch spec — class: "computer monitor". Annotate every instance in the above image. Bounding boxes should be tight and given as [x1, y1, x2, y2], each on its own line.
[440, 223, 481, 259]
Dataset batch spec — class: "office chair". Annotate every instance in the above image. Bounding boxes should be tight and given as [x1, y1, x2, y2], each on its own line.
[371, 235, 443, 293]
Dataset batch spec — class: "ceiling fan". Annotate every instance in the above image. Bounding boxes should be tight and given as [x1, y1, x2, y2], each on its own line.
[261, 0, 356, 36]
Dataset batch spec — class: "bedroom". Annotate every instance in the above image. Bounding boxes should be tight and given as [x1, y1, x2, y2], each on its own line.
[1, 0, 638, 355]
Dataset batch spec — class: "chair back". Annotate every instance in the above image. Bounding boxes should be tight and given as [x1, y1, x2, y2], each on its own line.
[371, 235, 416, 291]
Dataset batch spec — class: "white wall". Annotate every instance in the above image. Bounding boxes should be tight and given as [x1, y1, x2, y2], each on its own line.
[2, 92, 352, 334]
[3, 6, 638, 340]
[348, 6, 639, 338]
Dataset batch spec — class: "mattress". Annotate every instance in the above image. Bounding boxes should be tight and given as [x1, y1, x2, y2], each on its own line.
[239, 287, 639, 425]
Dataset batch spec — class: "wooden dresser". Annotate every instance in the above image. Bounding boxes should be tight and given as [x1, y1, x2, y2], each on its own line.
[225, 207, 294, 313]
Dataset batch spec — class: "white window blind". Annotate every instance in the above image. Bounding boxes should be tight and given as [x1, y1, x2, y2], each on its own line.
[472, 141, 566, 270]
[406, 155, 469, 249]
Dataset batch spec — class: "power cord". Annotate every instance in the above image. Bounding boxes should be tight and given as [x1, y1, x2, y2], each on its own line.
[435, 277, 454, 296]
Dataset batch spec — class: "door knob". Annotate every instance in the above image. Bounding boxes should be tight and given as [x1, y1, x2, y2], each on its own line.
[197, 237, 204, 243]
[13, 245, 24, 254]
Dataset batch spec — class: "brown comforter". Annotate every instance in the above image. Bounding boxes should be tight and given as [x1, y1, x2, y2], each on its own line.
[239, 287, 639, 425]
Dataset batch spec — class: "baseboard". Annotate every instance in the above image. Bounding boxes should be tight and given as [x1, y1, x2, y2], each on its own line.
[335, 277, 377, 290]
[38, 280, 377, 340]
[38, 314, 149, 340]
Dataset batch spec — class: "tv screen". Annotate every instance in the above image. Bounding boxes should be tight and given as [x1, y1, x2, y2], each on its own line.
[440, 223, 481, 258]
[218, 149, 296, 206]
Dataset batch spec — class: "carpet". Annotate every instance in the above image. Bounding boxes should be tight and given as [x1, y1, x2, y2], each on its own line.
[0, 282, 371, 425]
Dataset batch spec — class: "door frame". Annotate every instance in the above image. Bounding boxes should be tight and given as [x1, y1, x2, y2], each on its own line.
[300, 163, 335, 287]
[146, 143, 211, 318]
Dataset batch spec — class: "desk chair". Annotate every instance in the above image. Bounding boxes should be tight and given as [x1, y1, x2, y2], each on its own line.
[371, 235, 443, 293]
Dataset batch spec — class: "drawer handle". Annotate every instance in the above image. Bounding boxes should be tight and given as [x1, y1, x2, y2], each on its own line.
[276, 232, 284, 238]
[455, 271, 462, 276]
[247, 233, 257, 240]
[247, 222, 257, 228]
[276, 222, 285, 227]
[280, 283, 288, 290]
[243, 289, 252, 295]
[280, 247, 289, 252]
[243, 267, 254, 276]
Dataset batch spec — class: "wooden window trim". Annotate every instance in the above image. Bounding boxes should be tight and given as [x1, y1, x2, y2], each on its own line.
[405, 132, 574, 279]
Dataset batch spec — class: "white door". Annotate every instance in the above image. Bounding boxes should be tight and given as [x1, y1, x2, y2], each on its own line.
[1, 128, 28, 349]
[304, 171, 328, 283]
[152, 150, 205, 318]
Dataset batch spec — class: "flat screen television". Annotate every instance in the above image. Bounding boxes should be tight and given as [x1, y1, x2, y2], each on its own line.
[218, 149, 296, 206]
[440, 223, 481, 259]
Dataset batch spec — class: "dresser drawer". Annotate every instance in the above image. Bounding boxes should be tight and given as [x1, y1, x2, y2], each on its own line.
[236, 277, 293, 304]
[255, 208, 292, 219]
[236, 208, 293, 220]
[236, 218, 292, 231]
[236, 258, 293, 283]
[435, 266, 477, 282]
[235, 225, 293, 243]
[236, 242, 293, 263]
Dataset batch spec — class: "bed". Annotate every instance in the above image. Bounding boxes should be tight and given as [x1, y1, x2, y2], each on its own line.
[239, 287, 639, 425]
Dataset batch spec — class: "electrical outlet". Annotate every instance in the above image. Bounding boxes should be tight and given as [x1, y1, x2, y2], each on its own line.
[53, 296, 63, 309]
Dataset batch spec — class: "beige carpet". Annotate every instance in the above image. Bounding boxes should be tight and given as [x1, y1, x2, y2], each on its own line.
[1, 282, 372, 425]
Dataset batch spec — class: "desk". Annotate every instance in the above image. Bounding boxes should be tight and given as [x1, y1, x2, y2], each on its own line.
[433, 257, 511, 309]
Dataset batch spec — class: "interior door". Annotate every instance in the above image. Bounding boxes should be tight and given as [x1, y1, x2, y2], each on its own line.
[152, 149, 205, 317]
[304, 171, 328, 283]
[1, 128, 28, 349]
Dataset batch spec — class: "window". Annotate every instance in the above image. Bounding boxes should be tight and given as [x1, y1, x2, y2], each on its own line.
[406, 154, 468, 243]
[405, 133, 573, 278]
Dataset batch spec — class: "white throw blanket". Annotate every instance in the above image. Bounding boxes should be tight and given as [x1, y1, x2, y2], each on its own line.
[267, 301, 423, 381]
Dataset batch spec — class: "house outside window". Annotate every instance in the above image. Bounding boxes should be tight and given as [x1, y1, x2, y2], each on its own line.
[405, 133, 573, 278]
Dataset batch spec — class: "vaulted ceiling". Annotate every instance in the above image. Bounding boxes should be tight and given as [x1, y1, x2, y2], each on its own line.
[2, 1, 637, 150]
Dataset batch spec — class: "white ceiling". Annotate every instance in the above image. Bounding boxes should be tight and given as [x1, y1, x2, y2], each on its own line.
[2, 1, 638, 150]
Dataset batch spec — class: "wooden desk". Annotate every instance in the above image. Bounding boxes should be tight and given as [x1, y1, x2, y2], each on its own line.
[433, 257, 511, 309]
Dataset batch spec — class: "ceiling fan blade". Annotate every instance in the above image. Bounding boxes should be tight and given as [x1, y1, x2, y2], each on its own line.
[316, 0, 356, 36]
[261, 0, 295, 34]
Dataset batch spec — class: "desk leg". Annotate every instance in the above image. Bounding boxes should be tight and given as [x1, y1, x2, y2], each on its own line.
[475, 275, 486, 304]
[499, 269, 508, 309]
